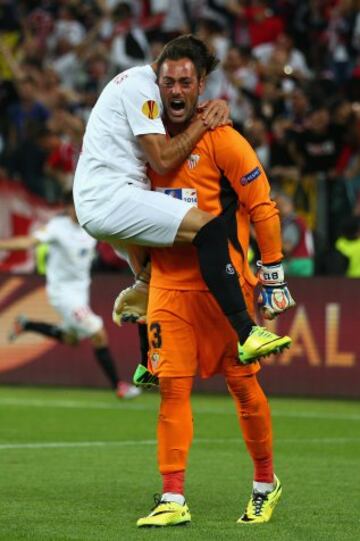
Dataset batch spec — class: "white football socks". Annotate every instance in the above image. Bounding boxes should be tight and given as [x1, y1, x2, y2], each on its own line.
[161, 492, 185, 506]
[253, 479, 275, 494]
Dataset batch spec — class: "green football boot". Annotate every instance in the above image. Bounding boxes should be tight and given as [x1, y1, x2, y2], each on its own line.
[132, 364, 159, 387]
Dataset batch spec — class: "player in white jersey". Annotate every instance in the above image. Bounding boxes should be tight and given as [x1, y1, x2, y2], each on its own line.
[0, 193, 140, 399]
[73, 34, 289, 376]
[73, 54, 223, 249]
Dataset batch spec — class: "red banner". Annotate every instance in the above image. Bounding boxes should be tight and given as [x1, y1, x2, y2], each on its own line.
[0, 274, 359, 397]
[0, 180, 60, 272]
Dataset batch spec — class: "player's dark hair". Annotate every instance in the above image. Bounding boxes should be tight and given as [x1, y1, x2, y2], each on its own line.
[156, 34, 219, 79]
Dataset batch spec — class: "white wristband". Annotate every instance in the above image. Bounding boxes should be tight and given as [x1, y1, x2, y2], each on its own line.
[257, 260, 284, 285]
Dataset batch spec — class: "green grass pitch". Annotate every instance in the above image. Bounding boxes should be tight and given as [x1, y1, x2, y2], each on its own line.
[0, 385, 359, 541]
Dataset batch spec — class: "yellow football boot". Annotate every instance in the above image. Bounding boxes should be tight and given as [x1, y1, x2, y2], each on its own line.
[237, 475, 282, 524]
[137, 496, 191, 528]
[238, 327, 291, 364]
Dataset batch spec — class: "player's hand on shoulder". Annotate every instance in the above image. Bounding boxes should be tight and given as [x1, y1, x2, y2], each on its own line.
[198, 99, 232, 130]
[112, 280, 149, 326]
[256, 261, 296, 320]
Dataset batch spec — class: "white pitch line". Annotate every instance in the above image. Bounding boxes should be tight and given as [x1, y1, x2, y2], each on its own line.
[0, 440, 156, 450]
[1, 436, 360, 451]
[0, 397, 359, 421]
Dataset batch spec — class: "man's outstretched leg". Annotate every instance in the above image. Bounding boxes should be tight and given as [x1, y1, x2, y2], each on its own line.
[226, 371, 282, 524]
[8, 315, 68, 343]
[137, 377, 193, 527]
[113, 211, 293, 366]
[90, 327, 141, 399]
[8, 314, 141, 399]
[192, 216, 292, 363]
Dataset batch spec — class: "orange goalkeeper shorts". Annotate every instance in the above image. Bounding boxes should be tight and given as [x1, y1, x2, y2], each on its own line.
[147, 284, 260, 378]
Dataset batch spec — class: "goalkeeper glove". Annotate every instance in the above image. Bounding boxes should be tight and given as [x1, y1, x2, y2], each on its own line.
[112, 279, 149, 326]
[257, 261, 296, 320]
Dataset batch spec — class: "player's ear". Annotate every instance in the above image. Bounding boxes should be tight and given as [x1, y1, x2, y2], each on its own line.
[199, 76, 205, 96]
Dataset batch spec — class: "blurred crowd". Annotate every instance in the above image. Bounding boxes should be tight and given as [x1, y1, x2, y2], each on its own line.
[1, 0, 360, 276]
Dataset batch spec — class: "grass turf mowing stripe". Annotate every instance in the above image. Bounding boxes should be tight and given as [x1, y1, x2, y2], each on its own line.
[0, 396, 359, 420]
[1, 436, 360, 450]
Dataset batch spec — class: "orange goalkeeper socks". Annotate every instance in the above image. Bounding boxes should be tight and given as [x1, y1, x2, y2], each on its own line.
[158, 377, 193, 487]
[226, 373, 274, 483]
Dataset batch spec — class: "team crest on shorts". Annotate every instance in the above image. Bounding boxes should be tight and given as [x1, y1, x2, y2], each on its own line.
[151, 351, 160, 369]
[142, 100, 160, 119]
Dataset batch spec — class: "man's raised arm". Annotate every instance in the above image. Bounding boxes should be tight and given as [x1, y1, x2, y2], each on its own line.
[138, 100, 230, 174]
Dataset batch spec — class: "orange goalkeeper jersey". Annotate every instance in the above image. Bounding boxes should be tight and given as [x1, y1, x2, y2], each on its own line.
[150, 125, 282, 290]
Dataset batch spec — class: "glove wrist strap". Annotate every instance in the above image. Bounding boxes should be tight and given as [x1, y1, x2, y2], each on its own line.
[257, 260, 284, 285]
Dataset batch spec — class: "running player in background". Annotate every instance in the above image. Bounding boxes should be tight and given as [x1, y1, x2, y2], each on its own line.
[0, 192, 140, 399]
[73, 34, 289, 368]
[136, 52, 295, 527]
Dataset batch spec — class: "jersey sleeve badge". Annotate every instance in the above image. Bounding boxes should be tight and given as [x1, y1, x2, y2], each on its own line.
[240, 166, 261, 185]
[142, 100, 160, 119]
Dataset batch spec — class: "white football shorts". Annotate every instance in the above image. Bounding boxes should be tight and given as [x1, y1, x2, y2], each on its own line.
[81, 185, 193, 247]
[50, 296, 103, 339]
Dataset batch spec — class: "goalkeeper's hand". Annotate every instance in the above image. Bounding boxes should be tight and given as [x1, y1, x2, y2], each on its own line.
[112, 279, 149, 326]
[257, 261, 296, 320]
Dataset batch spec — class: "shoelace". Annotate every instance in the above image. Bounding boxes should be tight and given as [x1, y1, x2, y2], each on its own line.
[151, 493, 162, 509]
[251, 491, 268, 516]
[250, 326, 275, 339]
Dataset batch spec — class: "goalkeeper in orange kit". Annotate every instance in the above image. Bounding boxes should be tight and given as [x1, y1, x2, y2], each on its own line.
[114, 45, 295, 527]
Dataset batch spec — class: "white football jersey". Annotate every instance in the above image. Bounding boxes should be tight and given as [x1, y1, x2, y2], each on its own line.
[34, 214, 96, 302]
[73, 64, 166, 227]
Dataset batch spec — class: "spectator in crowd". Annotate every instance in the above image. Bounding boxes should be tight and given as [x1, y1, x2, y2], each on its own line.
[109, 2, 152, 72]
[76, 53, 112, 122]
[335, 105, 360, 210]
[335, 215, 360, 278]
[287, 104, 344, 245]
[324, 0, 357, 86]
[269, 116, 299, 190]
[244, 117, 270, 169]
[227, 0, 284, 48]
[273, 191, 314, 277]
[204, 45, 256, 130]
[6, 76, 50, 150]
[49, 4, 86, 52]
[37, 127, 78, 194]
[285, 86, 311, 132]
[253, 78, 286, 127]
[195, 17, 230, 62]
[253, 32, 312, 82]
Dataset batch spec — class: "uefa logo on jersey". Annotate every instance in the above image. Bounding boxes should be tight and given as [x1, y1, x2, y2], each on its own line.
[240, 166, 261, 186]
[142, 100, 160, 119]
[187, 154, 200, 169]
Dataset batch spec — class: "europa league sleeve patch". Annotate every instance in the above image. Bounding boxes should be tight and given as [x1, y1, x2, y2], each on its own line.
[141, 100, 160, 119]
